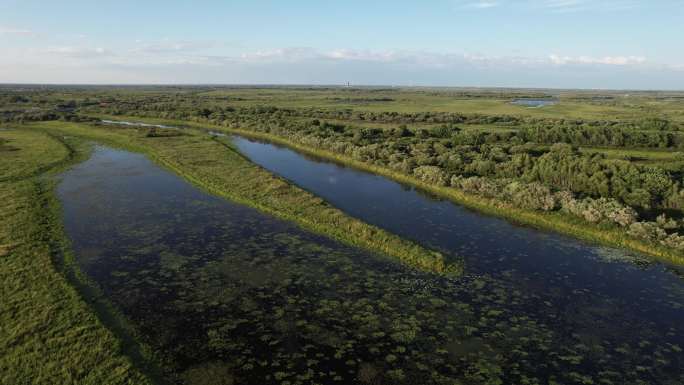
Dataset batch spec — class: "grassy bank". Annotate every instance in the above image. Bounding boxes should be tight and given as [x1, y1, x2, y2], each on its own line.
[89, 114, 684, 266]
[0, 130, 154, 384]
[27, 121, 458, 275]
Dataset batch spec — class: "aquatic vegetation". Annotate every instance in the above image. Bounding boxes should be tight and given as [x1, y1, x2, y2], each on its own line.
[54, 145, 684, 384]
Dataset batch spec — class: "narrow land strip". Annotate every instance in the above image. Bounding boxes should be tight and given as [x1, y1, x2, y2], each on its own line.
[0, 130, 153, 385]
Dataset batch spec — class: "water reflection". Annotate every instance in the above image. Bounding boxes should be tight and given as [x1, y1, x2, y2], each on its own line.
[510, 99, 558, 107]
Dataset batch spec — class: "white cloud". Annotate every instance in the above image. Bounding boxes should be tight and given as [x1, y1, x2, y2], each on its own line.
[17, 42, 655, 71]
[470, 1, 500, 8]
[132, 40, 216, 54]
[541, 0, 639, 13]
[44, 46, 111, 58]
[549, 54, 646, 66]
[454, 0, 500, 9]
[0, 26, 34, 36]
[323, 49, 400, 62]
[239, 47, 318, 62]
[239, 48, 648, 69]
[3, 42, 678, 89]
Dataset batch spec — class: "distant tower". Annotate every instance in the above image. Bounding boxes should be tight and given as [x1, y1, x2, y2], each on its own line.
[346, 81, 350, 88]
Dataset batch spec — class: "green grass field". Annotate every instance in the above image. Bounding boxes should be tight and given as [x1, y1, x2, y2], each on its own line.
[188, 87, 684, 121]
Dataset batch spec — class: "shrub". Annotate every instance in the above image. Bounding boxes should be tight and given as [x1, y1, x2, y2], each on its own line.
[660, 233, 684, 250]
[627, 222, 667, 242]
[561, 196, 638, 226]
[452, 176, 503, 198]
[656, 214, 679, 230]
[413, 165, 448, 186]
[504, 181, 556, 211]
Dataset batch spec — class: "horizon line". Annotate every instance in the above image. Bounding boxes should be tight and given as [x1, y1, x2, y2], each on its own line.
[1, 83, 683, 93]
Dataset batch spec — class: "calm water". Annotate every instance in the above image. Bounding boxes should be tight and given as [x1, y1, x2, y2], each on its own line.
[510, 99, 557, 107]
[58, 142, 684, 385]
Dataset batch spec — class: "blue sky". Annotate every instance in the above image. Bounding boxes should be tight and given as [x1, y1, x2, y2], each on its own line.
[1, 0, 682, 89]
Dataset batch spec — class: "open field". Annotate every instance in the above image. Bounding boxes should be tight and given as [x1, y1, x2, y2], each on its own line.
[3, 84, 684, 122]
[186, 87, 684, 121]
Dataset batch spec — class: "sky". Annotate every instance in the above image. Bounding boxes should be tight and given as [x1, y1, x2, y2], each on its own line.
[0, 0, 683, 89]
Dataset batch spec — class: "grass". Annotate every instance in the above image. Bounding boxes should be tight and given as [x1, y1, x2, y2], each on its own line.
[0, 130, 70, 182]
[0, 129, 153, 385]
[298, 117, 519, 133]
[579, 146, 682, 161]
[190, 87, 684, 121]
[26, 121, 458, 275]
[88, 114, 684, 266]
[578, 146, 684, 170]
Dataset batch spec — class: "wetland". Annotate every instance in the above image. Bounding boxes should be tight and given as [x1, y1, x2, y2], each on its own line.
[5, 85, 684, 385]
[57, 141, 684, 384]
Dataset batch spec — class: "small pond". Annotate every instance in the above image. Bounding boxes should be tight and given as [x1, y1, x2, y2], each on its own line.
[510, 99, 558, 107]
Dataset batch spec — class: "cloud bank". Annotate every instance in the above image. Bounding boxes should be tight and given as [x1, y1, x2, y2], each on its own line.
[1, 43, 681, 89]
